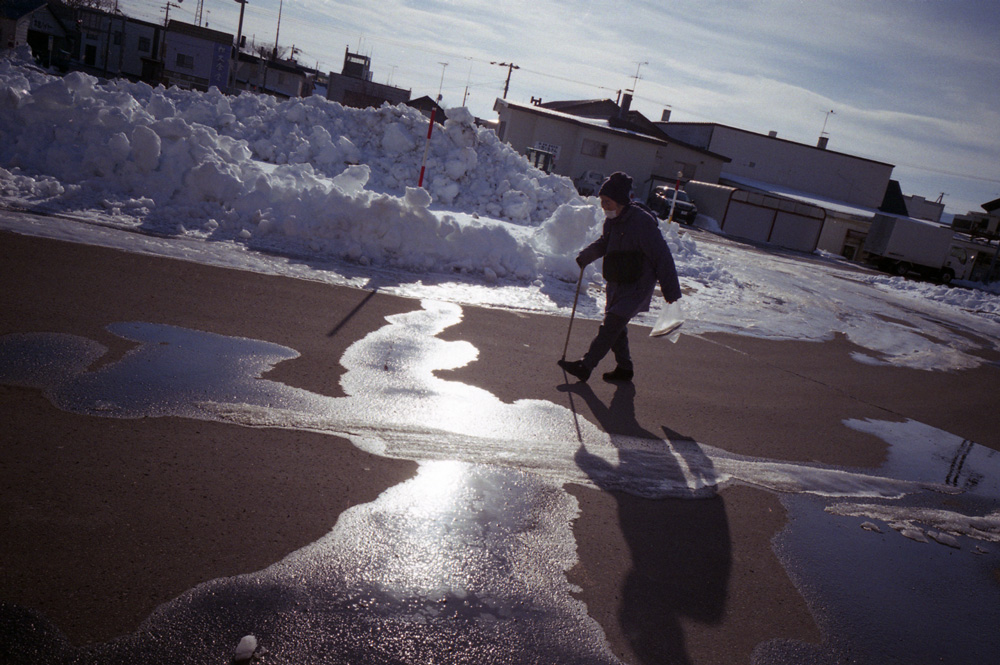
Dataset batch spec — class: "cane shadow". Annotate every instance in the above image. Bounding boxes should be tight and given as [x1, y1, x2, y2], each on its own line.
[564, 381, 732, 665]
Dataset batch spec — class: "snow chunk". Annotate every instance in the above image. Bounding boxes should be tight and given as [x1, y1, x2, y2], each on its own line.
[332, 164, 370, 196]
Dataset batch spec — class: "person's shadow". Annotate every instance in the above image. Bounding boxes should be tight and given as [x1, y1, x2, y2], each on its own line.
[563, 380, 732, 665]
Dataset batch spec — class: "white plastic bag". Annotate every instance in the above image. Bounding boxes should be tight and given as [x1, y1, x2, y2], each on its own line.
[650, 301, 684, 342]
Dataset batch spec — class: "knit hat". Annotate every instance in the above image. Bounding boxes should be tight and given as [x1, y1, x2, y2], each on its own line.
[598, 172, 632, 205]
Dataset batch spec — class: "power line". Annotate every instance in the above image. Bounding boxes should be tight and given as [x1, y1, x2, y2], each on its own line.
[890, 163, 1000, 185]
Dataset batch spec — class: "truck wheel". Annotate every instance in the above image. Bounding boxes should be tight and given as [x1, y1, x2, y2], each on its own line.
[940, 269, 954, 285]
[894, 262, 911, 276]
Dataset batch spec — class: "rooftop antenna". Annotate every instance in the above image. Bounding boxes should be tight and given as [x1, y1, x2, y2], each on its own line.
[437, 62, 448, 101]
[628, 60, 649, 94]
[820, 109, 835, 138]
[817, 109, 835, 149]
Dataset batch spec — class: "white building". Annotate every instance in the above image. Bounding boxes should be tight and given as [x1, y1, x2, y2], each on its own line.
[657, 122, 895, 209]
[1, 0, 68, 69]
[160, 20, 231, 92]
[657, 121, 903, 257]
[493, 97, 727, 202]
[232, 52, 311, 98]
[74, 7, 159, 81]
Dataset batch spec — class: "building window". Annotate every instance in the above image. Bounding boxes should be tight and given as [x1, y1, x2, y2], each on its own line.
[176, 53, 194, 69]
[113, 31, 122, 46]
[138, 36, 151, 52]
[581, 139, 607, 158]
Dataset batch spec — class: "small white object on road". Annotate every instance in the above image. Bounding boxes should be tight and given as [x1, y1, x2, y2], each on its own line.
[234, 634, 258, 662]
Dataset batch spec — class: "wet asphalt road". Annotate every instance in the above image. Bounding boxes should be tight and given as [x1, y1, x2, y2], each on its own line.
[2, 227, 999, 664]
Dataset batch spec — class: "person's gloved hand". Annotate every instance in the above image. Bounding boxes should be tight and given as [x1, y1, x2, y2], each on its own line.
[575, 254, 587, 268]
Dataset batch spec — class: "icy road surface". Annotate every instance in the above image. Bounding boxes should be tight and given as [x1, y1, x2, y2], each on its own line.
[1, 300, 998, 664]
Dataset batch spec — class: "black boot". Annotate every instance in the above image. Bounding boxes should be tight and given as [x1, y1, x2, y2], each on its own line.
[602, 366, 634, 383]
[558, 359, 591, 382]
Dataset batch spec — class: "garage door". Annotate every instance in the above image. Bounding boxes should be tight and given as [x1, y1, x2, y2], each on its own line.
[722, 197, 825, 253]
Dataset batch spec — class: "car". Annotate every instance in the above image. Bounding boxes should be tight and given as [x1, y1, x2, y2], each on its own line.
[647, 186, 698, 224]
[573, 170, 604, 196]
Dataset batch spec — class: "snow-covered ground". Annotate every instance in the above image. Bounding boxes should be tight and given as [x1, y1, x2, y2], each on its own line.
[2, 46, 1000, 372]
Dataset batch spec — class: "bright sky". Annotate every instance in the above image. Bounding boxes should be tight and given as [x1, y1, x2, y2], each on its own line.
[118, 0, 999, 216]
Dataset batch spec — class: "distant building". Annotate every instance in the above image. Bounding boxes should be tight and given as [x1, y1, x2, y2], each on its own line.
[232, 51, 311, 98]
[903, 194, 945, 223]
[72, 6, 160, 81]
[656, 122, 895, 209]
[406, 95, 444, 119]
[493, 94, 728, 202]
[160, 20, 231, 92]
[656, 121, 905, 257]
[327, 47, 410, 109]
[952, 197, 1000, 238]
[1, 0, 70, 69]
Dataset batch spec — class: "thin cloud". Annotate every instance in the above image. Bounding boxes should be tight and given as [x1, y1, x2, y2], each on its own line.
[114, 0, 998, 212]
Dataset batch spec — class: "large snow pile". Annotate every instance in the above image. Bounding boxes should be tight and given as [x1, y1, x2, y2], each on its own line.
[0, 46, 716, 283]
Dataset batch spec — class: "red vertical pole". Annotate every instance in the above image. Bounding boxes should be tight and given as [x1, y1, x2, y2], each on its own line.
[667, 171, 682, 222]
[418, 108, 436, 188]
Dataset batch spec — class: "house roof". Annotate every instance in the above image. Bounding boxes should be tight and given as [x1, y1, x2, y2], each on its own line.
[721, 173, 881, 219]
[540, 99, 620, 118]
[660, 121, 895, 168]
[167, 19, 232, 45]
[407, 95, 445, 115]
[542, 98, 673, 141]
[982, 197, 1000, 213]
[236, 51, 305, 75]
[497, 98, 730, 162]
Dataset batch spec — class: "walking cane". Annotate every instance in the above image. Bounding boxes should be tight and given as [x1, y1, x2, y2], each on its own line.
[561, 267, 585, 361]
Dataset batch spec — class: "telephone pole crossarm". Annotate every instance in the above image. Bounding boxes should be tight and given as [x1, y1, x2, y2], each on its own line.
[490, 61, 520, 98]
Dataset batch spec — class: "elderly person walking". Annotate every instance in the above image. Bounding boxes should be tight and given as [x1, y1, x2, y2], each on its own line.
[558, 172, 682, 383]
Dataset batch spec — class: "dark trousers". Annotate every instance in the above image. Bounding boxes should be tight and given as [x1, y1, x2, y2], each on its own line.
[582, 313, 632, 371]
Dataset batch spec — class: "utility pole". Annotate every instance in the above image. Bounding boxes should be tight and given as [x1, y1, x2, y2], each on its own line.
[163, 0, 182, 28]
[161, 0, 183, 82]
[272, 0, 283, 59]
[462, 60, 472, 106]
[230, 0, 247, 92]
[490, 61, 519, 98]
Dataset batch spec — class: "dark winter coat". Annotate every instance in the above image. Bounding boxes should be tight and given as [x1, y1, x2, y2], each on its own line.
[577, 203, 682, 319]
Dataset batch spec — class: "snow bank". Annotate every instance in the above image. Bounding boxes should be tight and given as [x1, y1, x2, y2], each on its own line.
[866, 274, 1000, 322]
[0, 46, 605, 282]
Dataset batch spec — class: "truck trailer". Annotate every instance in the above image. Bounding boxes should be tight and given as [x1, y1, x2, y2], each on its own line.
[863, 213, 973, 284]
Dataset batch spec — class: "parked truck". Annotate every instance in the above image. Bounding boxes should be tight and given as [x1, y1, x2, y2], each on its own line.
[863, 213, 973, 284]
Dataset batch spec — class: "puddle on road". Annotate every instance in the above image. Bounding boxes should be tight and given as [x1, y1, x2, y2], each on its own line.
[760, 420, 1000, 665]
[1, 300, 998, 664]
